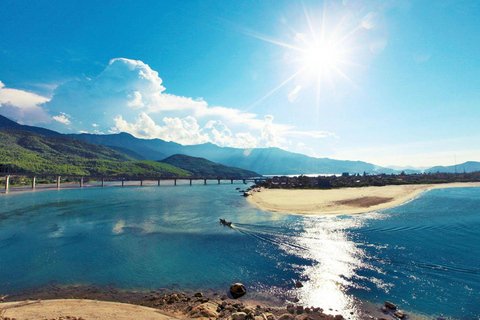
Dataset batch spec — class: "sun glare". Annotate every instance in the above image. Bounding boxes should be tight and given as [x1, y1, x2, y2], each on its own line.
[303, 43, 339, 73]
[245, 4, 363, 113]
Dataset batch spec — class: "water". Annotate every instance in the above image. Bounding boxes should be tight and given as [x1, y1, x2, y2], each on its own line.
[0, 184, 479, 319]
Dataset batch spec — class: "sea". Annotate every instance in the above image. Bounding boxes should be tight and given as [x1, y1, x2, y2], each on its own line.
[0, 183, 479, 319]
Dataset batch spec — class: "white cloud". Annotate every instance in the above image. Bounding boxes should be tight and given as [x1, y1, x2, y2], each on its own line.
[0, 80, 51, 124]
[53, 112, 72, 125]
[46, 58, 292, 133]
[0, 58, 336, 155]
[288, 85, 302, 103]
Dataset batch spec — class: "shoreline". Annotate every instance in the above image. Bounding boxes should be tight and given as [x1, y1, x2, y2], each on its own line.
[247, 182, 480, 216]
[0, 284, 416, 320]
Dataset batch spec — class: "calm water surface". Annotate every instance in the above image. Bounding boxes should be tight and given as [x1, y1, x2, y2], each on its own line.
[0, 184, 479, 319]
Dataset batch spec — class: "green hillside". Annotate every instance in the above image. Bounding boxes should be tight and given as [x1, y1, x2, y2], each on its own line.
[160, 154, 260, 178]
[0, 130, 190, 177]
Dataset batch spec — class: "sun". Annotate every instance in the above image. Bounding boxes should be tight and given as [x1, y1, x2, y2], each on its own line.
[244, 3, 363, 112]
[303, 43, 339, 73]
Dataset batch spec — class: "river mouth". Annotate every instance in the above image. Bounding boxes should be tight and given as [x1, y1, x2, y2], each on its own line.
[1, 185, 479, 319]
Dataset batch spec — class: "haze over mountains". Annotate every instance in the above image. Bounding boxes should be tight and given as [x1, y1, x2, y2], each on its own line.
[1, 115, 478, 175]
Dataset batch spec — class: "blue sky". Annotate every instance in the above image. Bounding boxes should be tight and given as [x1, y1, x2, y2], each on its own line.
[0, 0, 479, 167]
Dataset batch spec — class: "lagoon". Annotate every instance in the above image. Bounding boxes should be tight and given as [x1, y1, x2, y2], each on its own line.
[0, 184, 479, 319]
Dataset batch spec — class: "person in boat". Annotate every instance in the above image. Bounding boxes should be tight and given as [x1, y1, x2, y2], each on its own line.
[219, 218, 232, 227]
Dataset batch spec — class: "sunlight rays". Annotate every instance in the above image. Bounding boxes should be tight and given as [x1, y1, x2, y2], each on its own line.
[245, 2, 366, 115]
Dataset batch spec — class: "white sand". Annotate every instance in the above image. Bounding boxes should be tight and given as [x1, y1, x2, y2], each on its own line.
[247, 182, 480, 215]
[0, 299, 177, 320]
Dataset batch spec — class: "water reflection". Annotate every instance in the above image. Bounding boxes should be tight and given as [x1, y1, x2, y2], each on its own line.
[282, 213, 387, 318]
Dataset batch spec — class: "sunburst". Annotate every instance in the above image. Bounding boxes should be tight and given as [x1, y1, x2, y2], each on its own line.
[245, 3, 364, 117]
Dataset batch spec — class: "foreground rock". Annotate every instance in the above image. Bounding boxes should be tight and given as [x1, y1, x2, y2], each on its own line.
[385, 301, 397, 309]
[189, 302, 218, 319]
[230, 283, 247, 299]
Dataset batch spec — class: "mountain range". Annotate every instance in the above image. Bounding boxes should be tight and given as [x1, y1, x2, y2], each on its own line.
[1, 115, 478, 175]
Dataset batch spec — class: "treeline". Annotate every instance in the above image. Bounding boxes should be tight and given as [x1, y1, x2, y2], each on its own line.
[258, 172, 480, 189]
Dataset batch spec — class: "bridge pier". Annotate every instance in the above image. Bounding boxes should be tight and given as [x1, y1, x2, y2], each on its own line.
[204, 179, 207, 185]
[231, 179, 233, 184]
[121, 179, 125, 187]
[140, 180, 143, 186]
[101, 178, 105, 187]
[189, 179, 192, 186]
[32, 176, 36, 189]
[174, 179, 177, 186]
[4, 175, 10, 191]
[80, 177, 84, 188]
[158, 179, 161, 186]
[243, 179, 246, 184]
[56, 176, 61, 189]
[218, 179, 221, 184]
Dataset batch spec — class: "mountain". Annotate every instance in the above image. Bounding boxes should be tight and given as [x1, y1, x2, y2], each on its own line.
[0, 129, 189, 177]
[0, 115, 396, 175]
[0, 115, 62, 137]
[425, 161, 480, 173]
[160, 154, 259, 178]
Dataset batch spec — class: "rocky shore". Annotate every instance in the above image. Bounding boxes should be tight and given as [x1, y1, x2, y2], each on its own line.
[0, 283, 413, 320]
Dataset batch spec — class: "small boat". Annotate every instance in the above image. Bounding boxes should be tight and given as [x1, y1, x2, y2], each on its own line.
[219, 218, 232, 227]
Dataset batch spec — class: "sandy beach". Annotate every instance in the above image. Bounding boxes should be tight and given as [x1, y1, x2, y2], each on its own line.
[0, 299, 176, 320]
[247, 182, 480, 215]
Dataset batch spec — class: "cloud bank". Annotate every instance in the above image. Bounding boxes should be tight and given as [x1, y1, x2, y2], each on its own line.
[0, 81, 50, 124]
[1, 58, 337, 154]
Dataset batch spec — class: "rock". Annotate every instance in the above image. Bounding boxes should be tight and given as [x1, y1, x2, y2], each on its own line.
[286, 304, 295, 314]
[293, 297, 300, 303]
[296, 305, 304, 314]
[393, 311, 405, 319]
[277, 314, 295, 320]
[295, 281, 304, 288]
[334, 315, 344, 319]
[262, 312, 276, 320]
[381, 306, 388, 313]
[232, 312, 247, 320]
[305, 308, 311, 313]
[194, 292, 203, 297]
[189, 302, 219, 319]
[230, 283, 247, 299]
[385, 301, 396, 310]
[221, 295, 228, 300]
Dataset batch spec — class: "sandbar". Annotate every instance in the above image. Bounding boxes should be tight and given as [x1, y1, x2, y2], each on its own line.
[247, 182, 480, 215]
[0, 299, 177, 320]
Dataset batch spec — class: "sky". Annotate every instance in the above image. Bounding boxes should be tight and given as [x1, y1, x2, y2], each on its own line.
[0, 0, 479, 168]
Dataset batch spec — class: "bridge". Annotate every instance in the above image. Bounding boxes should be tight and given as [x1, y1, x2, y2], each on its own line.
[0, 173, 262, 192]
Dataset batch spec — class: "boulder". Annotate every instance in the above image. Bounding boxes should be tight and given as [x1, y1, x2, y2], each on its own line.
[295, 281, 304, 288]
[230, 283, 247, 299]
[277, 314, 295, 320]
[385, 301, 396, 310]
[194, 292, 203, 297]
[393, 310, 405, 319]
[262, 313, 276, 320]
[381, 306, 388, 313]
[232, 312, 247, 320]
[296, 305, 304, 314]
[189, 302, 219, 319]
[286, 304, 295, 314]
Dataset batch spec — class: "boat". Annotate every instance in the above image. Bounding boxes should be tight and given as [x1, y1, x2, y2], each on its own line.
[219, 218, 232, 227]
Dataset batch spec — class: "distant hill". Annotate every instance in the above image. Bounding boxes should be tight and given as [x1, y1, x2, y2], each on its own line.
[0, 115, 407, 175]
[160, 154, 259, 178]
[0, 130, 189, 177]
[425, 161, 480, 173]
[0, 114, 62, 137]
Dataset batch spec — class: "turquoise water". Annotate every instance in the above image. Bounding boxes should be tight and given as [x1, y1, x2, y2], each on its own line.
[0, 185, 479, 319]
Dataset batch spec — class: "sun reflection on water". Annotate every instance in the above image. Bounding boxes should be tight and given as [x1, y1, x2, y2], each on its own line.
[279, 213, 385, 318]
